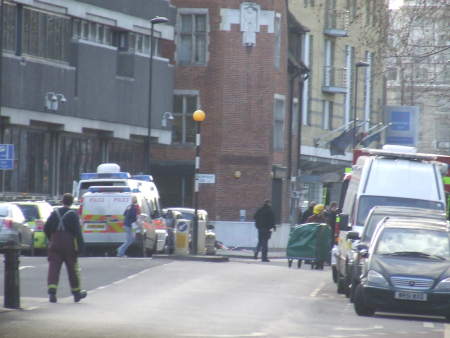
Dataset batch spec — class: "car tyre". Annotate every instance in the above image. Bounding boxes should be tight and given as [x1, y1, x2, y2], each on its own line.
[337, 275, 346, 294]
[354, 284, 375, 316]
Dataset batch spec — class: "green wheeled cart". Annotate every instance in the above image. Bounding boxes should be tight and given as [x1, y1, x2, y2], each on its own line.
[286, 223, 332, 270]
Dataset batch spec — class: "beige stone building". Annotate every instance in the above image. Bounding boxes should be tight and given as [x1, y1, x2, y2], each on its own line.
[288, 0, 388, 208]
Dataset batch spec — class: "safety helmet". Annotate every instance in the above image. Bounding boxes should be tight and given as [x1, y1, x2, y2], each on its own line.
[313, 204, 325, 215]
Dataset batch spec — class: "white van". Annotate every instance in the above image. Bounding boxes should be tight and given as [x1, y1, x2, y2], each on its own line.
[75, 163, 161, 212]
[334, 145, 448, 295]
[80, 186, 166, 256]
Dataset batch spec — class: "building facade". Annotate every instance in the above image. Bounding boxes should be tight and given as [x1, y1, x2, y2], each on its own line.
[386, 0, 450, 154]
[288, 0, 388, 209]
[170, 0, 292, 223]
[0, 0, 176, 198]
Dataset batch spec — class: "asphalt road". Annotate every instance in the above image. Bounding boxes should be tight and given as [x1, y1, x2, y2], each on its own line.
[0, 256, 449, 338]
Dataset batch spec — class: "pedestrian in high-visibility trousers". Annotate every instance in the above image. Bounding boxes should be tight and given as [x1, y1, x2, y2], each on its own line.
[44, 193, 87, 303]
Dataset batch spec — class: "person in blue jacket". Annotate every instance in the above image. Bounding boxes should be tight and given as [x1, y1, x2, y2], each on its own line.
[117, 196, 140, 257]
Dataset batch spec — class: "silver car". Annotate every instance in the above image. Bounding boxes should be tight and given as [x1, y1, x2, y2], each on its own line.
[0, 202, 34, 253]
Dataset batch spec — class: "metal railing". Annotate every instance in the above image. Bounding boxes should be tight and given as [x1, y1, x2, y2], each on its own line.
[325, 9, 349, 35]
[323, 66, 347, 90]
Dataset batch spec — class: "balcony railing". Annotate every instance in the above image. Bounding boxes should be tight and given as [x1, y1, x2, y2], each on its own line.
[322, 66, 347, 94]
[324, 9, 349, 37]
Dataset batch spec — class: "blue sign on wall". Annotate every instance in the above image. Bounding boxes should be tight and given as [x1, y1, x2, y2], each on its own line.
[391, 111, 410, 131]
[384, 106, 419, 146]
[0, 144, 15, 170]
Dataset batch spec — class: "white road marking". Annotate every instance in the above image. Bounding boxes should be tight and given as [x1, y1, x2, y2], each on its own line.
[178, 333, 267, 337]
[310, 281, 326, 297]
[19, 266, 34, 270]
[445, 324, 450, 338]
[423, 322, 434, 328]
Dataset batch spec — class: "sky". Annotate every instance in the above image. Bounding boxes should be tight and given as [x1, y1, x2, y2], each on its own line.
[389, 0, 404, 9]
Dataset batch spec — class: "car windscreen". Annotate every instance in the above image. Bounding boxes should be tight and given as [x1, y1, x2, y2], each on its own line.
[0, 205, 9, 217]
[357, 196, 445, 226]
[17, 205, 39, 221]
[375, 227, 450, 258]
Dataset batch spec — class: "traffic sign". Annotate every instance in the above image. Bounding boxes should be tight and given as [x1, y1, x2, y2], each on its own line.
[177, 221, 188, 232]
[0, 160, 14, 170]
[196, 173, 215, 184]
[0, 144, 14, 160]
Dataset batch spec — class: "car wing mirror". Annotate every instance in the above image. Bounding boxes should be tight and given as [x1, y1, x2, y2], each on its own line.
[356, 242, 368, 252]
[207, 223, 215, 230]
[346, 231, 360, 241]
[360, 249, 369, 259]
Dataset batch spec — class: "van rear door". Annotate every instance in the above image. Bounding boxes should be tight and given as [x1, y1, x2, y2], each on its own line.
[82, 193, 131, 237]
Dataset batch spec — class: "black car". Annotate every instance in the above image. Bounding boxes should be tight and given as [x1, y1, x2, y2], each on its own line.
[348, 206, 448, 301]
[354, 218, 450, 320]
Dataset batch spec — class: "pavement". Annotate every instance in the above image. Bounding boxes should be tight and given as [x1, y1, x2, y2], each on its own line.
[154, 247, 286, 262]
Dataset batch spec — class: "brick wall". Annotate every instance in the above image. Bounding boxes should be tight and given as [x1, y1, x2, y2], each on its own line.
[168, 0, 289, 222]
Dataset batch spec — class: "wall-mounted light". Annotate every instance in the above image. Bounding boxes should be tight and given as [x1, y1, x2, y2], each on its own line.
[161, 111, 174, 127]
[233, 170, 241, 179]
[45, 92, 66, 111]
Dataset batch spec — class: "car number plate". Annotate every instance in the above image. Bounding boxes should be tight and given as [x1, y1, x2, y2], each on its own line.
[395, 291, 427, 302]
[85, 223, 106, 231]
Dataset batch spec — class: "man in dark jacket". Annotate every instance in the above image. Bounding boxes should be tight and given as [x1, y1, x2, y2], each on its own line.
[44, 193, 86, 303]
[253, 199, 276, 262]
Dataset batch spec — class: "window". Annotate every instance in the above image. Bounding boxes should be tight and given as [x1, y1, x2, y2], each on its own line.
[178, 13, 207, 65]
[73, 19, 114, 47]
[273, 97, 285, 151]
[21, 8, 70, 61]
[3, 3, 17, 52]
[173, 94, 198, 144]
[304, 0, 315, 7]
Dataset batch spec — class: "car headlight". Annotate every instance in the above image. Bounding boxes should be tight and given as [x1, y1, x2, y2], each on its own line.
[367, 270, 389, 288]
[435, 277, 450, 291]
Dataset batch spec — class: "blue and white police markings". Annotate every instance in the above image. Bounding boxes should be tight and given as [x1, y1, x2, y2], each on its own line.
[177, 221, 188, 233]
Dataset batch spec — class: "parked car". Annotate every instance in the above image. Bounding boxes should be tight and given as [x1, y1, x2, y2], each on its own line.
[347, 206, 448, 301]
[163, 207, 216, 255]
[354, 218, 450, 319]
[13, 201, 54, 252]
[0, 202, 34, 254]
[336, 146, 448, 296]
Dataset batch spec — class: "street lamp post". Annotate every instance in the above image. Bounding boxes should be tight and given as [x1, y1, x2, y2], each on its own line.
[146, 16, 168, 174]
[352, 61, 370, 148]
[192, 109, 206, 255]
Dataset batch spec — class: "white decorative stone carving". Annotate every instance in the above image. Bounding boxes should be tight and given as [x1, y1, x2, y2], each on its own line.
[220, 4, 276, 47]
[240, 2, 260, 46]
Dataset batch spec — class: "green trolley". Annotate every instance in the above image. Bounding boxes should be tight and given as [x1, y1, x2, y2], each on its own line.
[286, 223, 332, 269]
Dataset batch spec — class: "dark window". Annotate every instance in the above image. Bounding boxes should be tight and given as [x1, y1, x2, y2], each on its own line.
[178, 13, 207, 65]
[21, 8, 70, 61]
[173, 94, 198, 144]
[3, 3, 17, 52]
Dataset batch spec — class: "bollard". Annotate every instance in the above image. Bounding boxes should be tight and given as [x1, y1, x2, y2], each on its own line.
[4, 248, 20, 309]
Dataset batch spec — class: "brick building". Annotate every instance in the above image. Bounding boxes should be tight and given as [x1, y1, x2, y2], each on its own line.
[168, 0, 293, 223]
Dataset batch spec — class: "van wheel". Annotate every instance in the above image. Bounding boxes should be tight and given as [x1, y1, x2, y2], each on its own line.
[354, 284, 375, 316]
